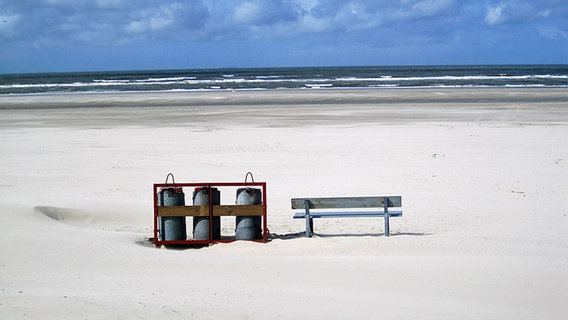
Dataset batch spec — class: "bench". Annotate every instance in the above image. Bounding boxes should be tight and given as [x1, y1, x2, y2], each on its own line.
[291, 196, 402, 237]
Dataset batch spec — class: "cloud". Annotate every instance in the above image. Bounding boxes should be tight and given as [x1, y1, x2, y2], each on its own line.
[485, 3, 506, 25]
[484, 0, 564, 26]
[1, 0, 567, 72]
[0, 1, 484, 46]
[126, 3, 186, 35]
[538, 26, 568, 40]
[297, 14, 330, 33]
[2, 1, 212, 45]
[233, 1, 263, 24]
[408, 0, 456, 18]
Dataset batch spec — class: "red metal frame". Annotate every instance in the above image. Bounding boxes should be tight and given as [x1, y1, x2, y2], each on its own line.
[153, 181, 268, 247]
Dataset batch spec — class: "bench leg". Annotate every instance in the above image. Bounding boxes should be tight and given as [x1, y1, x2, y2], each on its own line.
[305, 216, 312, 237]
[304, 200, 313, 238]
[384, 200, 390, 237]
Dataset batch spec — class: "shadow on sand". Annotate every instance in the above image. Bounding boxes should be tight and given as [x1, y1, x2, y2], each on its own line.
[269, 231, 431, 239]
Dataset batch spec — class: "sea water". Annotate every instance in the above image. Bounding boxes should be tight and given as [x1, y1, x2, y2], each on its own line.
[1, 65, 567, 95]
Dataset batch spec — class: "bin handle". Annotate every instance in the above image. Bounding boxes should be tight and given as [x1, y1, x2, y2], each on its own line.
[164, 173, 176, 187]
[244, 172, 255, 185]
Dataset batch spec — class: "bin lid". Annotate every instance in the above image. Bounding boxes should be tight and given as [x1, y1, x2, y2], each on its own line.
[159, 187, 183, 193]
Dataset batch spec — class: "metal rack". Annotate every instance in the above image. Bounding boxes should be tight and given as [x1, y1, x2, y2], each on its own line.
[152, 181, 268, 247]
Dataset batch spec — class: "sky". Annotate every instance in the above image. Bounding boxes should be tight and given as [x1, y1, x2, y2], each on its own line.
[0, 0, 567, 73]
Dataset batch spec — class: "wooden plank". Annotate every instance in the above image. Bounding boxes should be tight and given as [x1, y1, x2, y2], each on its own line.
[212, 205, 264, 216]
[291, 196, 402, 209]
[293, 211, 403, 219]
[157, 206, 209, 217]
[158, 205, 264, 217]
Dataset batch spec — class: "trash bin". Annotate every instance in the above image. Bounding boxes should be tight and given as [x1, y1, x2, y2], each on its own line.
[235, 187, 262, 240]
[158, 187, 187, 241]
[192, 187, 221, 240]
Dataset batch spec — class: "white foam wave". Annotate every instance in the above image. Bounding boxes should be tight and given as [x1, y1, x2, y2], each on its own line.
[139, 76, 196, 82]
[1, 73, 566, 92]
[335, 74, 568, 82]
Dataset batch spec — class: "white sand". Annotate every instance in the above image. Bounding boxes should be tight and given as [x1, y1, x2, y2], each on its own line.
[1, 88, 567, 319]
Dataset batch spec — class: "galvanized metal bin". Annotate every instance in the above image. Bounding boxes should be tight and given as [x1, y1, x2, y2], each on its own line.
[192, 187, 221, 240]
[235, 187, 262, 240]
[157, 187, 187, 241]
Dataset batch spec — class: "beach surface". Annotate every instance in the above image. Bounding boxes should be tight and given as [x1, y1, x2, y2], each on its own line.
[1, 88, 567, 319]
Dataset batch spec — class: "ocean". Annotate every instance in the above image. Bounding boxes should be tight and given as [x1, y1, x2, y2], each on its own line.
[1, 65, 567, 95]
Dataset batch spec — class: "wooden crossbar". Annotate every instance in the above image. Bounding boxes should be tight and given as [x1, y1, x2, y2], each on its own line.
[157, 205, 263, 217]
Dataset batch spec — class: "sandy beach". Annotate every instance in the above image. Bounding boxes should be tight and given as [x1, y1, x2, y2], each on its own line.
[1, 88, 567, 319]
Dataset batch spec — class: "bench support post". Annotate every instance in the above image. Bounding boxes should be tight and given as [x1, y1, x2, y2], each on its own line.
[304, 200, 313, 238]
[384, 199, 390, 237]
